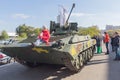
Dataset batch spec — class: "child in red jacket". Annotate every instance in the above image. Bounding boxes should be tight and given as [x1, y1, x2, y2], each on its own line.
[35, 26, 50, 46]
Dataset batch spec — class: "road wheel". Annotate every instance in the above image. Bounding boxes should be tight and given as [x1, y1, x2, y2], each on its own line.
[92, 45, 96, 55]
[90, 48, 93, 58]
[79, 54, 83, 67]
[75, 56, 80, 70]
[85, 50, 88, 62]
[87, 49, 91, 61]
[83, 52, 87, 64]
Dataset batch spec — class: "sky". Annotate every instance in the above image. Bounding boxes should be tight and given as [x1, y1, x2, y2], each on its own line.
[1, 0, 120, 32]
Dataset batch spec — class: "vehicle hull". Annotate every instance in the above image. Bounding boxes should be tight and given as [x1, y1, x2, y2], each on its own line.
[2, 44, 71, 65]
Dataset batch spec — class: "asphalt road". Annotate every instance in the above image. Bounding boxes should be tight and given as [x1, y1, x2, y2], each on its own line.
[0, 44, 120, 80]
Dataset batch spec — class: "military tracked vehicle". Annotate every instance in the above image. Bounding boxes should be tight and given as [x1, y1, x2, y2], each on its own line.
[1, 3, 96, 72]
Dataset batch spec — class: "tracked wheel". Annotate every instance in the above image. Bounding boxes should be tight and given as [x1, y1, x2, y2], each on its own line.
[90, 48, 93, 58]
[87, 49, 91, 61]
[75, 57, 80, 70]
[79, 54, 84, 67]
[82, 52, 87, 64]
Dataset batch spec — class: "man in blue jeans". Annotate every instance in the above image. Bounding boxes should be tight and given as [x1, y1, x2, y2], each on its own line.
[113, 32, 120, 60]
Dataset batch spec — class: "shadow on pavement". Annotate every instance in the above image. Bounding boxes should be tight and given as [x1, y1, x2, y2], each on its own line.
[102, 43, 120, 80]
[0, 63, 75, 80]
[94, 53, 106, 56]
[107, 51, 120, 80]
[86, 58, 109, 66]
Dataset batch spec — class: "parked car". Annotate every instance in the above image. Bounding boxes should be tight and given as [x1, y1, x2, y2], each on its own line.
[0, 39, 15, 45]
[0, 52, 11, 65]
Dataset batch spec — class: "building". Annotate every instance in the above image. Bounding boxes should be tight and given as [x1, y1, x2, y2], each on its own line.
[57, 5, 68, 26]
[0, 32, 18, 38]
[57, 15, 60, 24]
[106, 25, 120, 30]
[7, 32, 18, 38]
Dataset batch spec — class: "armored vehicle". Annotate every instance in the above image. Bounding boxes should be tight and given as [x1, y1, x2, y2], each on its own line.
[1, 3, 96, 72]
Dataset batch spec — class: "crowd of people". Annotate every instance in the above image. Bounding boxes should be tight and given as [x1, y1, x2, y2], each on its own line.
[94, 31, 120, 61]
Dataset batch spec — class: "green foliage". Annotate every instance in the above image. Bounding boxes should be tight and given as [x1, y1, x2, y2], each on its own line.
[20, 33, 27, 38]
[34, 28, 42, 36]
[16, 24, 26, 35]
[0, 30, 9, 40]
[107, 29, 120, 37]
[16, 36, 27, 41]
[78, 25, 100, 37]
[16, 24, 41, 38]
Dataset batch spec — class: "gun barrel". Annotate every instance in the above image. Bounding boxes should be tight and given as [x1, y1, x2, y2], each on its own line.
[65, 3, 75, 26]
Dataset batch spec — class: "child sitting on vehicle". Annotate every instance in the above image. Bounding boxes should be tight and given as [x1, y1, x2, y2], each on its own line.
[34, 25, 50, 46]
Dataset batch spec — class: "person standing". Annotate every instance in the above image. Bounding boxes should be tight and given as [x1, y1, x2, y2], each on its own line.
[104, 32, 110, 55]
[113, 32, 120, 60]
[110, 34, 115, 52]
[96, 35, 102, 54]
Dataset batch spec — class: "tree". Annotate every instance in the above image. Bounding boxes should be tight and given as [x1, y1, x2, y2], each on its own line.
[107, 29, 120, 37]
[20, 33, 27, 38]
[16, 24, 41, 38]
[0, 30, 9, 40]
[34, 28, 41, 36]
[16, 24, 27, 36]
[78, 25, 100, 37]
[25, 26, 35, 37]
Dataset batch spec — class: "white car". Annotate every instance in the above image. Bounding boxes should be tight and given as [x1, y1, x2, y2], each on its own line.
[0, 39, 15, 45]
[0, 52, 11, 65]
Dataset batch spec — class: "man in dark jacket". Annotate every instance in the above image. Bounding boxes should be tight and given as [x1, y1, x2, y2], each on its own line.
[113, 32, 120, 60]
[111, 34, 115, 52]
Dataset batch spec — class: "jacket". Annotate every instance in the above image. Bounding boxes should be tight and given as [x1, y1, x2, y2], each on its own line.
[104, 33, 110, 43]
[38, 29, 50, 43]
[111, 37, 115, 45]
[96, 36, 102, 47]
[113, 35, 119, 47]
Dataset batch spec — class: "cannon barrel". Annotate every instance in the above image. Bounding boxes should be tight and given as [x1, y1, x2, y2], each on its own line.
[65, 3, 75, 27]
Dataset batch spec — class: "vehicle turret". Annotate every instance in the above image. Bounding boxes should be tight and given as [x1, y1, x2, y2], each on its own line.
[50, 3, 78, 36]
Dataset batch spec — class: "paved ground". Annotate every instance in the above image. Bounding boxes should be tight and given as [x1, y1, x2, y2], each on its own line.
[64, 51, 120, 80]
[0, 44, 120, 80]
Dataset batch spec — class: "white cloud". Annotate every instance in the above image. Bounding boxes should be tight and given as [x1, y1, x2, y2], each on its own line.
[12, 14, 30, 19]
[71, 13, 95, 17]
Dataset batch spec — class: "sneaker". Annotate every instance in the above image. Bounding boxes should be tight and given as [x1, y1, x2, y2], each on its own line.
[105, 53, 109, 55]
